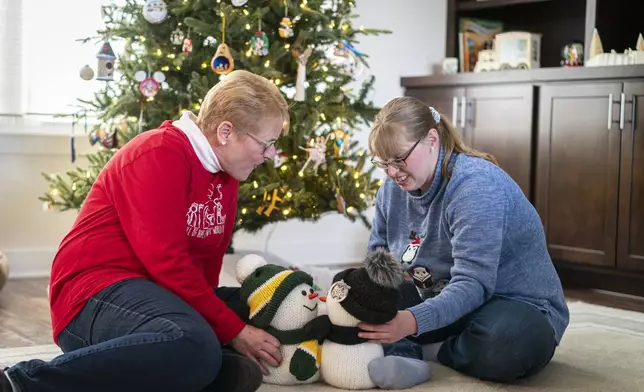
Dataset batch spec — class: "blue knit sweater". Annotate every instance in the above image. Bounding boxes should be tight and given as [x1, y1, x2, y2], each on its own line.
[368, 147, 569, 344]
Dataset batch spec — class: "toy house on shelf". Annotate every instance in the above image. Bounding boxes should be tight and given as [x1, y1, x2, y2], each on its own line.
[473, 31, 541, 72]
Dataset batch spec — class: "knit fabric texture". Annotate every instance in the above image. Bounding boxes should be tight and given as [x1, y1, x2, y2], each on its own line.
[367, 146, 570, 342]
[239, 264, 321, 384]
[290, 340, 321, 381]
[240, 265, 313, 329]
[332, 268, 399, 325]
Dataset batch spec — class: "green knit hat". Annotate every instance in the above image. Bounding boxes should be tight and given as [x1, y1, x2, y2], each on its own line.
[240, 264, 314, 329]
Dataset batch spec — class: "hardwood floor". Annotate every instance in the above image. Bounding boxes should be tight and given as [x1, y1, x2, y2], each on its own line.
[0, 278, 51, 348]
[1, 278, 644, 349]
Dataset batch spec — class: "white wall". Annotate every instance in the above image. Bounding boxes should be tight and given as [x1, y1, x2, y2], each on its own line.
[0, 120, 94, 278]
[0, 0, 447, 278]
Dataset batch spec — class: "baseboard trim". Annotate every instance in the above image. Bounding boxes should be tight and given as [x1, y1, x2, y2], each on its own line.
[3, 248, 54, 279]
[4, 247, 364, 280]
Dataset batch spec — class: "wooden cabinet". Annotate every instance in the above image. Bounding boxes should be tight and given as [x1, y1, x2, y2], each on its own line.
[405, 87, 465, 137]
[536, 81, 644, 271]
[402, 65, 644, 296]
[617, 82, 644, 272]
[464, 85, 533, 198]
[535, 82, 623, 268]
[405, 84, 533, 198]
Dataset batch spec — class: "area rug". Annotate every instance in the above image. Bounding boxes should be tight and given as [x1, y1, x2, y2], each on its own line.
[1, 301, 642, 391]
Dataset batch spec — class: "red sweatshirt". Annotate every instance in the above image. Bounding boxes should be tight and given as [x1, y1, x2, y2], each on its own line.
[48, 120, 245, 345]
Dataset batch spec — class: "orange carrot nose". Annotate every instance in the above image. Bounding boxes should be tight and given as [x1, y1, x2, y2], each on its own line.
[309, 292, 319, 300]
[319, 296, 327, 302]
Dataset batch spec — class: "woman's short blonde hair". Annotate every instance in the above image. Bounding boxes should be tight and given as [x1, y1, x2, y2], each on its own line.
[196, 70, 290, 137]
[368, 96, 497, 178]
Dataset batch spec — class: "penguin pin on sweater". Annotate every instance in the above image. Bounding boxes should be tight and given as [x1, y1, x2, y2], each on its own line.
[319, 248, 432, 390]
[236, 254, 327, 385]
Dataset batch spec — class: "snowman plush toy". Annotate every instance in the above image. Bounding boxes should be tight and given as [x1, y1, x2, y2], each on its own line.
[236, 255, 328, 385]
[320, 248, 432, 390]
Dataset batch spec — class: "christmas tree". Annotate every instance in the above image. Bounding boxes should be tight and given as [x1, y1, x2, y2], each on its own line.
[40, 0, 389, 247]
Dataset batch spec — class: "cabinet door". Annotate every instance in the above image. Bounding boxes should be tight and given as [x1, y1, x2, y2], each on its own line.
[617, 82, 644, 272]
[536, 82, 622, 267]
[464, 85, 534, 199]
[405, 87, 466, 137]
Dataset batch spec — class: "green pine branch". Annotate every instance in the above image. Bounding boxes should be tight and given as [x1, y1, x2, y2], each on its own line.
[41, 0, 390, 240]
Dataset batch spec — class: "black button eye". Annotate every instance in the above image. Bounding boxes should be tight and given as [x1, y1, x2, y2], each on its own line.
[301, 290, 307, 296]
[309, 288, 314, 294]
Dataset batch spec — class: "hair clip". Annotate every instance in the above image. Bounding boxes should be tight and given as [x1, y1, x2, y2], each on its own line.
[428, 106, 441, 124]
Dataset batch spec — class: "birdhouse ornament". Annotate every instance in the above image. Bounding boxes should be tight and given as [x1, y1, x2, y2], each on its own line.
[96, 42, 116, 81]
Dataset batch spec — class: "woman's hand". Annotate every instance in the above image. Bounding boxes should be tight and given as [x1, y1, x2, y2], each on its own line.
[230, 325, 282, 375]
[358, 310, 418, 344]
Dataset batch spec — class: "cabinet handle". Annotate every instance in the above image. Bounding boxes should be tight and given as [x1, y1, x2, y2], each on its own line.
[608, 94, 613, 130]
[452, 96, 458, 125]
[632, 96, 637, 132]
[620, 93, 626, 130]
[461, 96, 466, 129]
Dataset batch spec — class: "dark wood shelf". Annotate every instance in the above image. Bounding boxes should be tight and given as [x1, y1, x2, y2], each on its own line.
[457, 0, 554, 11]
[401, 65, 644, 88]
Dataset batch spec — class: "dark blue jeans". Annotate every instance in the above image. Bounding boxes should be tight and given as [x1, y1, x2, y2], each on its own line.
[5, 278, 249, 392]
[384, 282, 557, 382]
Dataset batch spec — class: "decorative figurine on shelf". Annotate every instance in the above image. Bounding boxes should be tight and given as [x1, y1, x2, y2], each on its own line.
[495, 31, 542, 70]
[586, 30, 644, 67]
[473, 49, 499, 72]
[561, 42, 584, 67]
[96, 41, 116, 81]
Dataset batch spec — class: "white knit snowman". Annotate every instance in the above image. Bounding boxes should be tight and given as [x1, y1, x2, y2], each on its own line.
[320, 248, 404, 390]
[236, 254, 325, 385]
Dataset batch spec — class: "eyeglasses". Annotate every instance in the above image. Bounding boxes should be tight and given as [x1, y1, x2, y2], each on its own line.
[371, 138, 422, 170]
[242, 132, 276, 155]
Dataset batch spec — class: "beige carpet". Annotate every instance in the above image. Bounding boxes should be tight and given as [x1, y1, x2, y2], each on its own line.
[0, 301, 642, 391]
